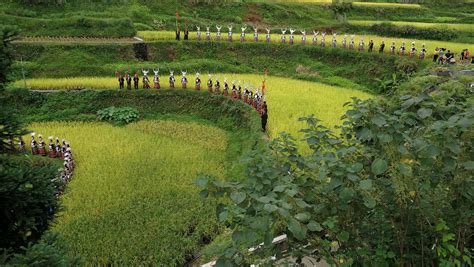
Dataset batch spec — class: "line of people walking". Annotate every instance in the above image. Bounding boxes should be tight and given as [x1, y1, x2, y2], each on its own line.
[174, 25, 440, 60]
[117, 70, 269, 132]
[11, 133, 76, 196]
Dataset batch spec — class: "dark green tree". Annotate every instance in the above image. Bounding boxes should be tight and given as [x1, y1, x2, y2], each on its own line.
[0, 27, 27, 153]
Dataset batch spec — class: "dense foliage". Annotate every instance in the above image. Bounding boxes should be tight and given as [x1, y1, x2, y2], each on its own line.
[97, 106, 140, 125]
[0, 155, 62, 251]
[199, 75, 473, 265]
[1, 233, 81, 266]
[0, 14, 136, 38]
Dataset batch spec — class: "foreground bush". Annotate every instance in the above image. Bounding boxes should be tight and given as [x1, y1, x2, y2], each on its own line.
[0, 155, 62, 251]
[1, 233, 81, 266]
[97, 106, 139, 125]
[199, 85, 473, 265]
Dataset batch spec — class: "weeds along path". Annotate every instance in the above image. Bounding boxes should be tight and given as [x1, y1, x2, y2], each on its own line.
[28, 120, 228, 265]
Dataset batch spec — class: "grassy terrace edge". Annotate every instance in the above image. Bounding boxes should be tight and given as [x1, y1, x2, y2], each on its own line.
[8, 88, 264, 182]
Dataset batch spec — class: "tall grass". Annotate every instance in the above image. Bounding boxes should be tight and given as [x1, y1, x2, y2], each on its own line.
[16, 74, 372, 142]
[30, 120, 228, 265]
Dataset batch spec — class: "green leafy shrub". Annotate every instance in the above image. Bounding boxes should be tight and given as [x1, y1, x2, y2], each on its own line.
[1, 233, 82, 266]
[199, 87, 473, 265]
[97, 106, 139, 125]
[0, 155, 62, 251]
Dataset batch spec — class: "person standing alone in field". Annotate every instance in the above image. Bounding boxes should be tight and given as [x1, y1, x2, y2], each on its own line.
[261, 101, 268, 132]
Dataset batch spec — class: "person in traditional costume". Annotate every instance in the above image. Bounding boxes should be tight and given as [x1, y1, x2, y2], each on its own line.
[358, 38, 365, 52]
[175, 25, 180, 41]
[214, 78, 221, 95]
[419, 44, 426, 60]
[253, 26, 258, 42]
[125, 73, 132, 90]
[289, 28, 295, 45]
[228, 25, 233, 42]
[342, 34, 347, 48]
[197, 26, 201, 41]
[195, 72, 201, 90]
[30, 133, 38, 155]
[312, 30, 319, 46]
[133, 72, 139, 89]
[183, 19, 189, 40]
[238, 81, 242, 100]
[169, 70, 175, 88]
[266, 28, 271, 43]
[253, 90, 259, 109]
[409, 41, 416, 58]
[321, 32, 326, 48]
[390, 42, 396, 55]
[216, 25, 222, 41]
[368, 40, 374, 52]
[261, 102, 268, 132]
[332, 33, 337, 48]
[349, 35, 355, 50]
[301, 30, 306, 45]
[55, 137, 61, 158]
[142, 69, 150, 89]
[206, 26, 211, 41]
[153, 69, 160, 89]
[243, 87, 249, 103]
[400, 42, 406, 56]
[231, 81, 237, 99]
[18, 136, 26, 153]
[207, 74, 213, 93]
[223, 78, 229, 96]
[48, 136, 56, 158]
[181, 70, 188, 89]
[281, 29, 287, 44]
[379, 41, 385, 53]
[248, 91, 254, 106]
[240, 25, 247, 42]
[61, 139, 67, 160]
[118, 74, 124, 90]
[38, 134, 46, 156]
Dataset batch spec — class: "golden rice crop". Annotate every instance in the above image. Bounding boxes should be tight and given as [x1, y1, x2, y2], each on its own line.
[350, 20, 474, 32]
[18, 74, 372, 144]
[136, 31, 473, 58]
[352, 2, 421, 8]
[28, 120, 228, 265]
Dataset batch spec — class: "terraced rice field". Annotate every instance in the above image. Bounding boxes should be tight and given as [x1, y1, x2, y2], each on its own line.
[30, 120, 229, 265]
[17, 75, 371, 142]
[350, 20, 474, 32]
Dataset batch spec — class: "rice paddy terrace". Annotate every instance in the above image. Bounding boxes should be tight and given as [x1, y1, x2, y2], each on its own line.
[2, 0, 473, 265]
